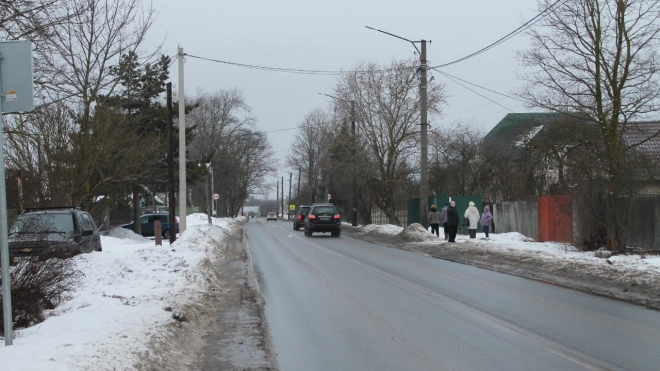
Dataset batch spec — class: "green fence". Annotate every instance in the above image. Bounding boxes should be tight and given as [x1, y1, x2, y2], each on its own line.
[407, 193, 449, 226]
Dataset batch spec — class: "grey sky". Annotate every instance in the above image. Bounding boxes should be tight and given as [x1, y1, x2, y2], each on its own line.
[145, 0, 539, 196]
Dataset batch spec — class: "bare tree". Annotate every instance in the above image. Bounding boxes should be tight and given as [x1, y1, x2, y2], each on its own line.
[38, 0, 156, 127]
[334, 59, 446, 225]
[285, 109, 334, 205]
[517, 0, 660, 250]
[429, 122, 487, 197]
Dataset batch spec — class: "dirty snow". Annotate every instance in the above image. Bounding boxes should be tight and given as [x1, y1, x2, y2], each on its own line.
[0, 213, 237, 371]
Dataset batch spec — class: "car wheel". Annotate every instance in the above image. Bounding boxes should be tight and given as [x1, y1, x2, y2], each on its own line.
[163, 230, 170, 239]
[336, 230, 341, 237]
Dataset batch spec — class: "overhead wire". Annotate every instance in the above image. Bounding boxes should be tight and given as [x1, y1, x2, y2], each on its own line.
[430, 0, 566, 69]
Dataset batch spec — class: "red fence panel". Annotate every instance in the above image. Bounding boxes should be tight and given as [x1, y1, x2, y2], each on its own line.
[538, 195, 572, 243]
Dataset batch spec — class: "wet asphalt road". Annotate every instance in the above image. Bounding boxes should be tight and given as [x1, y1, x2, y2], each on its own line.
[246, 218, 660, 371]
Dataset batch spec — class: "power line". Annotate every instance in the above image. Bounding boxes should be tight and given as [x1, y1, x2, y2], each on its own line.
[434, 70, 525, 103]
[182, 1, 567, 77]
[438, 72, 515, 112]
[431, 0, 566, 69]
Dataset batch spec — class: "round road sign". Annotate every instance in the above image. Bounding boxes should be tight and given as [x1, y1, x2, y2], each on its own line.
[213, 193, 219, 200]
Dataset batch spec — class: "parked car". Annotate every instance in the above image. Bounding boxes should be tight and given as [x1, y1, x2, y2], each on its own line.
[304, 203, 341, 237]
[266, 212, 277, 221]
[8, 207, 102, 264]
[122, 213, 179, 238]
[293, 205, 310, 231]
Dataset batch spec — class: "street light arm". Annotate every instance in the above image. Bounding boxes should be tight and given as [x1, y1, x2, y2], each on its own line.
[365, 25, 420, 54]
[317, 91, 349, 104]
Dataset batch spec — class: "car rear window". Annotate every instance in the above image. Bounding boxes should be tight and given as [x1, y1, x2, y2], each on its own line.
[312, 206, 336, 214]
[299, 207, 310, 215]
[10, 213, 74, 234]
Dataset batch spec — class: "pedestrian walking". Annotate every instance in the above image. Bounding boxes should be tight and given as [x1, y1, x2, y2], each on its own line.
[440, 202, 449, 241]
[480, 205, 493, 238]
[464, 201, 480, 239]
[428, 204, 441, 238]
[446, 201, 460, 242]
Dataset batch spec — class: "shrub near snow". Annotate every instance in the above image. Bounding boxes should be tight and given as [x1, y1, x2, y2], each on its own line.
[399, 223, 438, 242]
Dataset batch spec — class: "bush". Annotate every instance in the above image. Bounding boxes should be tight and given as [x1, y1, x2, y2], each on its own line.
[1, 258, 80, 335]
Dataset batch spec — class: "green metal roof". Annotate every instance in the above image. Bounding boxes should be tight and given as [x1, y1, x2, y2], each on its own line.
[483, 112, 564, 145]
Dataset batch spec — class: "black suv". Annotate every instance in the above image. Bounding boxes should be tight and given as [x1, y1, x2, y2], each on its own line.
[304, 203, 341, 237]
[293, 205, 310, 231]
[8, 207, 102, 264]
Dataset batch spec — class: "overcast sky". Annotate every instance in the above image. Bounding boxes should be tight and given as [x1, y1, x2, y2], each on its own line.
[145, 0, 541, 198]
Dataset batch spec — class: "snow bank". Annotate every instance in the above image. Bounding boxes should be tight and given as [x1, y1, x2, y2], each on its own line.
[399, 223, 438, 242]
[0, 213, 238, 370]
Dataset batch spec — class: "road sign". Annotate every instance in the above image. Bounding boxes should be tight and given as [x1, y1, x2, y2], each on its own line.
[289, 204, 296, 210]
[213, 193, 219, 200]
[328, 193, 332, 200]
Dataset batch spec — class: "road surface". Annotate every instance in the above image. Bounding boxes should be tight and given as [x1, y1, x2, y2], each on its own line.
[246, 218, 660, 370]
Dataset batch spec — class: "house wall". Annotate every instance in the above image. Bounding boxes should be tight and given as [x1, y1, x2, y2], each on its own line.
[493, 200, 539, 240]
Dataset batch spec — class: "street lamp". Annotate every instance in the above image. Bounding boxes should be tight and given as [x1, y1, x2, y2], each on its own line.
[317, 92, 358, 227]
[365, 26, 430, 229]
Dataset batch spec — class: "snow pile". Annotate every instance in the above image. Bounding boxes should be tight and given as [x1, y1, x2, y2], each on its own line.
[398, 223, 438, 242]
[0, 213, 238, 371]
[103, 224, 149, 241]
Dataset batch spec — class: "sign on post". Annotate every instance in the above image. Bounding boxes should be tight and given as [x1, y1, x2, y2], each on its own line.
[289, 204, 296, 210]
[0, 40, 35, 347]
[213, 193, 219, 200]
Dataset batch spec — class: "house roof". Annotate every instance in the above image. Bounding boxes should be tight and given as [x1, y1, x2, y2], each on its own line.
[623, 121, 660, 158]
[483, 112, 566, 149]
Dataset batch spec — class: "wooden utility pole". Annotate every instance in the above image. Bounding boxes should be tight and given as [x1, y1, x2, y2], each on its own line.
[288, 173, 292, 219]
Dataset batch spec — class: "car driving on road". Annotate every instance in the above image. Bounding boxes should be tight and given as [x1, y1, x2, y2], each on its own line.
[293, 205, 310, 230]
[8, 207, 102, 264]
[267, 212, 277, 221]
[304, 203, 341, 237]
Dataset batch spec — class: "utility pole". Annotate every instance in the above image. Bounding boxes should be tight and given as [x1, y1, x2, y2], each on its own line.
[281, 176, 284, 218]
[297, 166, 301, 206]
[364, 26, 430, 229]
[288, 173, 292, 220]
[351, 100, 358, 227]
[276, 180, 279, 217]
[178, 47, 187, 234]
[420, 40, 429, 230]
[166, 83, 176, 243]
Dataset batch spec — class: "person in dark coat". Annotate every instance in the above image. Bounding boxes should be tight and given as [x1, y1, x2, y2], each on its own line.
[445, 201, 460, 242]
[440, 203, 449, 241]
[428, 204, 441, 238]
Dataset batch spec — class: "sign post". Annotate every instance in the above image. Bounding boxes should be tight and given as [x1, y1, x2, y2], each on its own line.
[0, 40, 35, 346]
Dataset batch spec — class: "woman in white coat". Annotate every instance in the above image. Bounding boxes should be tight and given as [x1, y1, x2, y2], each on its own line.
[464, 201, 480, 239]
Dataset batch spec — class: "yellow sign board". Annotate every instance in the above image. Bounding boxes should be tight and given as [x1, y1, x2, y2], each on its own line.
[289, 204, 296, 210]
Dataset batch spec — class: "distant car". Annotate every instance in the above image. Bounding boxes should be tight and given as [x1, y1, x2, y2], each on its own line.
[122, 213, 179, 239]
[8, 207, 102, 264]
[304, 203, 341, 237]
[266, 212, 277, 221]
[293, 205, 310, 231]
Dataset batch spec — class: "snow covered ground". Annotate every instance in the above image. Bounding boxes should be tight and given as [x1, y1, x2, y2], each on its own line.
[348, 222, 660, 274]
[0, 213, 240, 370]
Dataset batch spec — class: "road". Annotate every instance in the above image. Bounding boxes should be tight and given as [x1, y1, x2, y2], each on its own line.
[246, 218, 660, 371]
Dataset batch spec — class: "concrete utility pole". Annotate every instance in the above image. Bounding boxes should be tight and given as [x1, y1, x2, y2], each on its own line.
[365, 26, 430, 229]
[178, 47, 187, 234]
[420, 40, 429, 230]
[276, 180, 279, 217]
[281, 176, 284, 218]
[288, 173, 292, 220]
[166, 83, 176, 243]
